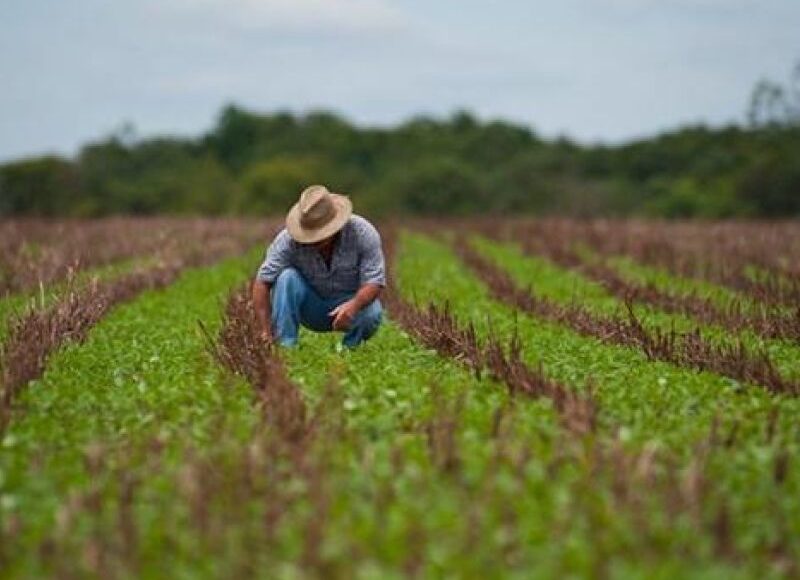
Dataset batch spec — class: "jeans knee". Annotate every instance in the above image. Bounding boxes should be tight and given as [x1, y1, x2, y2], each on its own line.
[358, 300, 383, 329]
[343, 300, 382, 347]
[274, 268, 308, 300]
[272, 268, 308, 311]
[275, 267, 302, 289]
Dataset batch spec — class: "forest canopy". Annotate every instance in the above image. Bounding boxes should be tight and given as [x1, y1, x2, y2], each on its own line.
[2, 65, 799, 218]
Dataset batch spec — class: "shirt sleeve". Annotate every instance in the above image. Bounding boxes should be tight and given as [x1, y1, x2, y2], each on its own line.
[358, 221, 386, 287]
[256, 229, 292, 284]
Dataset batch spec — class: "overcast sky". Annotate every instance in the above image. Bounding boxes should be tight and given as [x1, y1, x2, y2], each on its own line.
[1, 0, 798, 162]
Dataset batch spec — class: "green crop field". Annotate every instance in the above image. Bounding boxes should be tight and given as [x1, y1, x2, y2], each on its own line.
[0, 217, 799, 578]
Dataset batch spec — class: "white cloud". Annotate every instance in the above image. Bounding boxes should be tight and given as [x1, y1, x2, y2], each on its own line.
[2, 0, 799, 160]
[598, 0, 752, 8]
[150, 0, 407, 35]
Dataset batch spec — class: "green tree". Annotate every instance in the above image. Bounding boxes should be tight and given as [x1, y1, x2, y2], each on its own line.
[237, 155, 343, 215]
[0, 156, 80, 216]
[748, 60, 800, 128]
[736, 151, 800, 216]
[377, 156, 487, 215]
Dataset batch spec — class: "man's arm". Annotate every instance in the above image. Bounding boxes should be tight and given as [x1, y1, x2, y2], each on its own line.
[252, 279, 273, 340]
[329, 283, 382, 331]
[252, 229, 292, 340]
[352, 283, 382, 310]
[330, 219, 387, 331]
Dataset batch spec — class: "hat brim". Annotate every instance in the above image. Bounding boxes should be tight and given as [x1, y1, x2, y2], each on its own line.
[285, 193, 353, 244]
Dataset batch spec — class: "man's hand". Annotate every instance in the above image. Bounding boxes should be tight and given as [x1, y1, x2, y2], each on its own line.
[329, 284, 382, 332]
[329, 299, 359, 331]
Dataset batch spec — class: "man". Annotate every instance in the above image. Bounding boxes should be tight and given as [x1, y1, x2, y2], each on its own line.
[252, 184, 385, 348]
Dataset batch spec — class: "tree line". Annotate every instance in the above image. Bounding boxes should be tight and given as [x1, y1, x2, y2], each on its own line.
[2, 65, 799, 218]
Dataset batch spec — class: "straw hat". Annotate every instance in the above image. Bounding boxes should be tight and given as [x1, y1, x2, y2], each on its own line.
[286, 185, 353, 244]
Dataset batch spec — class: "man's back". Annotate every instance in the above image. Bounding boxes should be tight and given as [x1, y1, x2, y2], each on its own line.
[256, 214, 386, 299]
[252, 186, 385, 348]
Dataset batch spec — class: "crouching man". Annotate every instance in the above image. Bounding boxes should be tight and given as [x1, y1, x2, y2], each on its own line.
[252, 185, 385, 348]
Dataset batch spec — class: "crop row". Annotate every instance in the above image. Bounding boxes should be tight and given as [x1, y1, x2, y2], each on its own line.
[0, 224, 275, 437]
[77, 259, 777, 576]
[398, 231, 800, 557]
[204, 285, 308, 442]
[191, 228, 796, 575]
[0, 264, 182, 433]
[470, 234, 800, 381]
[0, 247, 264, 577]
[453, 235, 798, 396]
[400, 231, 800, 438]
[0, 217, 267, 295]
[447, 218, 799, 341]
[501, 218, 800, 307]
[0, 257, 145, 343]
[539, 223, 796, 341]
[180, 228, 797, 574]
[528, 229, 799, 344]
[1, 223, 798, 576]
[381, 230, 595, 435]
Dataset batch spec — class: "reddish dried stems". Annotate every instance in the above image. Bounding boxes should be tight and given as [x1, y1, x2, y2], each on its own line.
[0, 217, 268, 295]
[505, 218, 800, 308]
[491, 219, 800, 345]
[577, 259, 800, 345]
[202, 283, 337, 572]
[380, 227, 787, 569]
[0, 265, 182, 432]
[203, 285, 309, 443]
[452, 237, 799, 396]
[0, 221, 276, 433]
[383, 227, 596, 434]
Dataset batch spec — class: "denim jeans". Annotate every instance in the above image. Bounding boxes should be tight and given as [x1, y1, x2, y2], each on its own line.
[271, 268, 383, 348]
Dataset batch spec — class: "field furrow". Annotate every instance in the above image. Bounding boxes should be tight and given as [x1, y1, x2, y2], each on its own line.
[0, 249, 263, 576]
[589, 253, 800, 345]
[386, 230, 800, 573]
[476, 220, 800, 343]
[402, 232, 800, 437]
[467, 235, 800, 388]
[273, 308, 754, 575]
[0, 257, 151, 342]
[394, 232, 800, 562]
[0, 262, 206, 434]
[0, 217, 267, 295]
[0, 218, 797, 577]
[503, 219, 800, 308]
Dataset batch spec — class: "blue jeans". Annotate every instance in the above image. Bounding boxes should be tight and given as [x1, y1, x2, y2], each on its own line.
[271, 268, 382, 348]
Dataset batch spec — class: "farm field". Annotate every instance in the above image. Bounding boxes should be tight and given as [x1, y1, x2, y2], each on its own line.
[0, 217, 799, 578]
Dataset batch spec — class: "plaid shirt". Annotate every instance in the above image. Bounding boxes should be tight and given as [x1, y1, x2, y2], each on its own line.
[256, 215, 386, 298]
